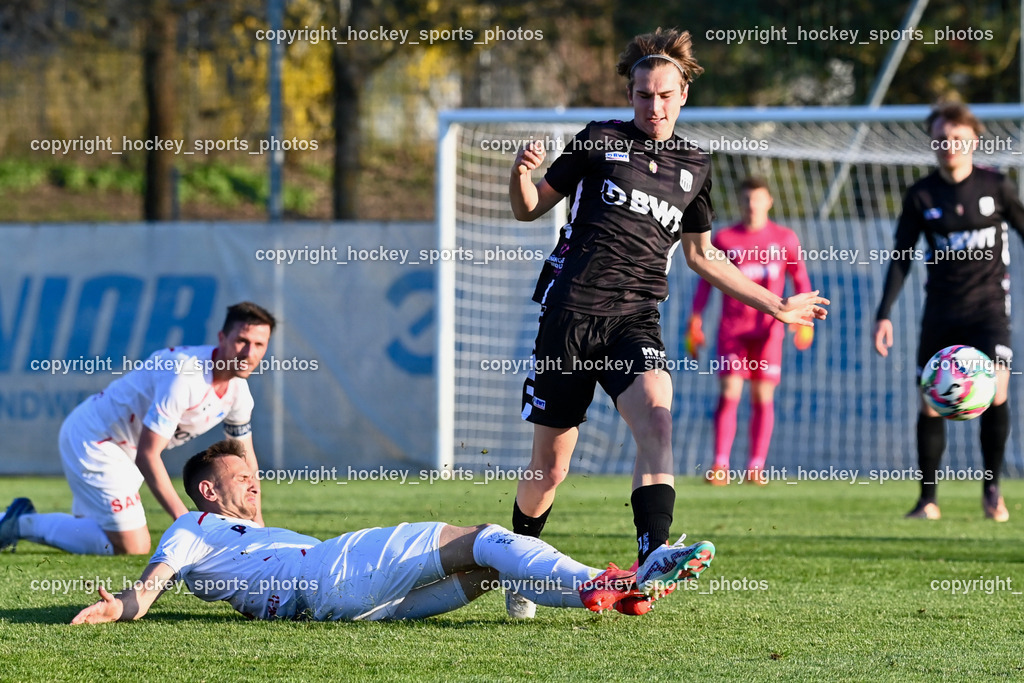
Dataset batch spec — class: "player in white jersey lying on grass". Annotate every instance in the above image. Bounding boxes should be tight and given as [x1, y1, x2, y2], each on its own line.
[71, 440, 715, 623]
[0, 302, 275, 556]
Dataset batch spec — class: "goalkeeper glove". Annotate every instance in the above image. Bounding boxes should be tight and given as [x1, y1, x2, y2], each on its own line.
[686, 315, 705, 359]
[790, 323, 814, 351]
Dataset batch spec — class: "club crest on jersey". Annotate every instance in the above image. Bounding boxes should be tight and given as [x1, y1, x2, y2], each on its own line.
[979, 196, 995, 216]
[605, 151, 629, 162]
[649, 160, 658, 173]
[679, 169, 693, 192]
[924, 207, 942, 220]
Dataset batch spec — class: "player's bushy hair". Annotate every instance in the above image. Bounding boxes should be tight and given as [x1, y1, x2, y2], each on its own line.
[740, 176, 771, 193]
[222, 301, 276, 335]
[183, 439, 248, 507]
[616, 27, 704, 91]
[926, 102, 985, 137]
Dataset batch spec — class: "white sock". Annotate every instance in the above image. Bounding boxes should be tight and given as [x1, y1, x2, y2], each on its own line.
[472, 524, 595, 609]
[19, 513, 114, 555]
[389, 574, 471, 620]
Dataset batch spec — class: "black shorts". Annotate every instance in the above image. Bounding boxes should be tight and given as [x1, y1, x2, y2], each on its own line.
[521, 307, 667, 429]
[916, 309, 1013, 378]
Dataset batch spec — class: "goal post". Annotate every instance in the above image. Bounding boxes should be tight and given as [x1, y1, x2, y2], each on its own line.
[436, 104, 1024, 477]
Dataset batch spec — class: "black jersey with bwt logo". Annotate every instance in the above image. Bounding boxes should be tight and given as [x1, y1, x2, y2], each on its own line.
[876, 167, 1024, 322]
[533, 120, 715, 316]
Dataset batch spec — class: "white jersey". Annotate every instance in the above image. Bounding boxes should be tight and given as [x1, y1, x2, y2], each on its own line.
[150, 511, 318, 620]
[72, 345, 253, 456]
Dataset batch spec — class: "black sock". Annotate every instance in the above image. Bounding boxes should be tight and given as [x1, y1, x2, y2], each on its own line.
[512, 499, 551, 538]
[917, 413, 945, 503]
[632, 484, 675, 564]
[981, 401, 1009, 501]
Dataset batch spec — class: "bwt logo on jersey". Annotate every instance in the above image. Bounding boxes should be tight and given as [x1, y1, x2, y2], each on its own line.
[600, 179, 684, 232]
[933, 226, 997, 251]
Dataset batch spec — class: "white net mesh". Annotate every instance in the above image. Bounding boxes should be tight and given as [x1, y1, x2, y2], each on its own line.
[440, 106, 1024, 477]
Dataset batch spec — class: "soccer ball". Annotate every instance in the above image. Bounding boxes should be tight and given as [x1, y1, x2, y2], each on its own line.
[920, 345, 997, 420]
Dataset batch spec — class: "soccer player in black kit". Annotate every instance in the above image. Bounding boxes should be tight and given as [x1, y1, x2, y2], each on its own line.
[506, 28, 829, 617]
[874, 102, 1024, 522]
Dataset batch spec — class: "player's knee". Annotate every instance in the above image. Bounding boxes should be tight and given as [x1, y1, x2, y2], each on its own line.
[532, 464, 568, 489]
[470, 523, 499, 538]
[460, 567, 499, 601]
[120, 539, 151, 556]
[720, 376, 744, 400]
[108, 531, 151, 555]
[750, 384, 776, 404]
[721, 386, 743, 401]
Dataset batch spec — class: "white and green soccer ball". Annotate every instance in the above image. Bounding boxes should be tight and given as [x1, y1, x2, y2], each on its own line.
[920, 345, 997, 420]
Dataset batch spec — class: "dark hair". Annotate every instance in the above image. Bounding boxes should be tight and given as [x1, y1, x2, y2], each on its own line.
[616, 27, 704, 92]
[222, 301, 276, 335]
[740, 176, 771, 193]
[182, 439, 248, 507]
[926, 102, 985, 137]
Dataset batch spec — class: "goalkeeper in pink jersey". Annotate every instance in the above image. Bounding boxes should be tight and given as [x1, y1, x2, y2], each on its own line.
[687, 178, 813, 485]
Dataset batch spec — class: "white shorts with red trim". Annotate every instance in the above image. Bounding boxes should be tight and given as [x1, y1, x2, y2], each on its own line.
[59, 405, 146, 532]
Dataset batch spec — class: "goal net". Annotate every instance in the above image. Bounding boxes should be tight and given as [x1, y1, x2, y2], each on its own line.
[436, 105, 1024, 479]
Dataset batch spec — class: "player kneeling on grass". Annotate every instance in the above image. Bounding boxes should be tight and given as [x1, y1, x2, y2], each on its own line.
[71, 440, 715, 623]
[0, 302, 275, 556]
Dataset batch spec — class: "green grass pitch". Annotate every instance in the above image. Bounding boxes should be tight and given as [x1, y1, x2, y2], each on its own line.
[1, 475, 1023, 681]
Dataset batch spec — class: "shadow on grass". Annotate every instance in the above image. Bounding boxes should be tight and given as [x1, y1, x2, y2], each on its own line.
[3, 606, 248, 625]
[5, 605, 519, 627]
[3, 606, 82, 624]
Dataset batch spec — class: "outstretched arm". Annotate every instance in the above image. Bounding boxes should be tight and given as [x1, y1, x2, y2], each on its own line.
[71, 562, 176, 624]
[682, 232, 828, 326]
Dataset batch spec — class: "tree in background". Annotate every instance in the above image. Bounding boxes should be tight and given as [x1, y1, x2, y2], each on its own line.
[1, 0, 1021, 220]
[143, 0, 178, 220]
